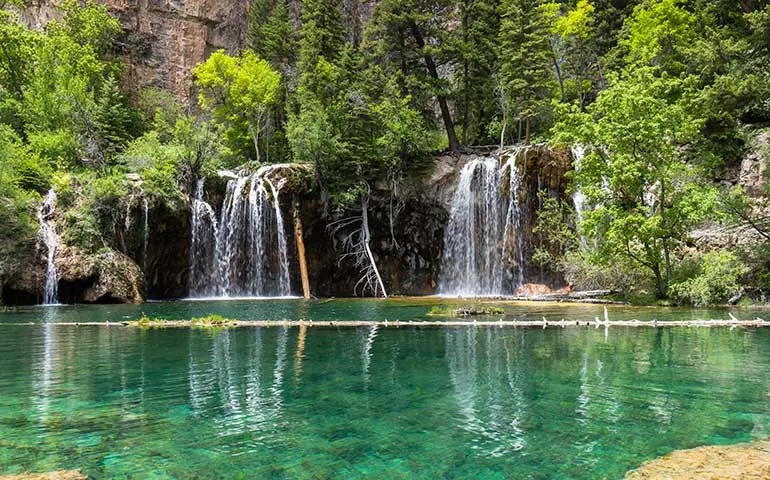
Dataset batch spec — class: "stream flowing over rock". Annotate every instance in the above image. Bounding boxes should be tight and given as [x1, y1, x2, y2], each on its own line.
[37, 189, 59, 305]
[189, 166, 294, 298]
[3, 147, 572, 304]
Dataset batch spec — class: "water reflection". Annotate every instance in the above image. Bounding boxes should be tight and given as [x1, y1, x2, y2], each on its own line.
[11, 323, 770, 479]
[445, 327, 527, 457]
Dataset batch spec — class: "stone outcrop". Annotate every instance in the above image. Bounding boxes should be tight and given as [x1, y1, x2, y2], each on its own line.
[739, 130, 770, 197]
[1, 244, 144, 305]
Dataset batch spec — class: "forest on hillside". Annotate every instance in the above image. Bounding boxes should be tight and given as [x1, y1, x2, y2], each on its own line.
[1, 0, 769, 304]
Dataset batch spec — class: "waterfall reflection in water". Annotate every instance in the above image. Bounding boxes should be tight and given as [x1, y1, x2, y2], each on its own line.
[5, 317, 770, 479]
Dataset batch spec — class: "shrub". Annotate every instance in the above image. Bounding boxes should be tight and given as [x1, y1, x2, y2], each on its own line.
[670, 251, 748, 306]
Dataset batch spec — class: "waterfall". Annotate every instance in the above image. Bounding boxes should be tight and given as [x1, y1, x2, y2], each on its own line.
[189, 166, 293, 298]
[142, 197, 149, 271]
[438, 149, 526, 297]
[38, 189, 59, 305]
[571, 146, 589, 251]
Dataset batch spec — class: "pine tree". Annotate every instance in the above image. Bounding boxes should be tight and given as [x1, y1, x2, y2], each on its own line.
[93, 74, 136, 159]
[298, 0, 345, 72]
[246, 0, 295, 71]
[451, 0, 501, 145]
[498, 0, 556, 143]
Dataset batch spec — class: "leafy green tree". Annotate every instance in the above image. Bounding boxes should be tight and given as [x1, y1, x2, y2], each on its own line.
[553, 68, 717, 298]
[193, 50, 282, 162]
[620, 0, 697, 75]
[550, 0, 600, 110]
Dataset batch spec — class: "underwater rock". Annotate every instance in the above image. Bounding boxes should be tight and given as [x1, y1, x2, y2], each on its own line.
[0, 471, 87, 480]
[625, 439, 770, 479]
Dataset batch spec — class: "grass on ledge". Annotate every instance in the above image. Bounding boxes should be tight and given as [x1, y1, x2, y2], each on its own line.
[427, 305, 505, 317]
[135, 314, 236, 328]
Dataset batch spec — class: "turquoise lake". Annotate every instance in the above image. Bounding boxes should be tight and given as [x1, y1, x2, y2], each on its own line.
[0, 299, 769, 478]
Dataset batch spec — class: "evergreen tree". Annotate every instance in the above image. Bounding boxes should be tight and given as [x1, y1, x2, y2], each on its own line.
[298, 0, 345, 72]
[247, 0, 295, 70]
[450, 0, 501, 145]
[94, 75, 136, 159]
[498, 0, 556, 143]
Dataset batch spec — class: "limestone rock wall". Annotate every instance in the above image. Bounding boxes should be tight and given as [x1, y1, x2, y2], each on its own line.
[22, 0, 248, 102]
[22, 0, 379, 102]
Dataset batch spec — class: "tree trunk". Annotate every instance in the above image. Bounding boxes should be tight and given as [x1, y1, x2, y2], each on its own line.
[293, 204, 311, 299]
[408, 21, 460, 153]
[361, 198, 387, 297]
[552, 56, 566, 102]
[654, 265, 666, 299]
[525, 117, 531, 144]
[500, 116, 506, 149]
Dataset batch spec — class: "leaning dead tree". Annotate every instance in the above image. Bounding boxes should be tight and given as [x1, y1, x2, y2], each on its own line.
[328, 187, 388, 298]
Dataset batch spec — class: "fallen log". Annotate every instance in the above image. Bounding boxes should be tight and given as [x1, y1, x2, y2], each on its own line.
[3, 318, 769, 329]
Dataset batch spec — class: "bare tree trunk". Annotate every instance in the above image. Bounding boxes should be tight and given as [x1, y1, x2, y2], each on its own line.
[525, 117, 531, 144]
[293, 204, 311, 299]
[361, 198, 387, 297]
[408, 21, 460, 153]
[328, 192, 388, 297]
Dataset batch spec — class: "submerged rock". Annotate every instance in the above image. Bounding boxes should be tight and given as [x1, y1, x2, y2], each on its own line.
[0, 471, 87, 480]
[625, 439, 770, 479]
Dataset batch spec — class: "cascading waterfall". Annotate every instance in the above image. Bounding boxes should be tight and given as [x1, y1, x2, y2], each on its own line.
[571, 145, 589, 251]
[38, 189, 59, 305]
[142, 197, 149, 271]
[438, 149, 526, 296]
[189, 166, 293, 298]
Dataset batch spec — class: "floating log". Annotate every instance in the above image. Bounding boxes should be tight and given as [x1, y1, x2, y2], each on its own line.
[4, 318, 770, 329]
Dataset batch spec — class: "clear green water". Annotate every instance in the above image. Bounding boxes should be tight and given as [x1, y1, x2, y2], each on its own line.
[0, 300, 769, 479]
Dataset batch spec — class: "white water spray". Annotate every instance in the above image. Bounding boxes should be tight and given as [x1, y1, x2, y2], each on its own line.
[189, 166, 293, 297]
[38, 189, 59, 304]
[438, 149, 526, 296]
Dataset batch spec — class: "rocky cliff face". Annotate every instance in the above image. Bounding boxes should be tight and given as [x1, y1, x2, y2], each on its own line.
[22, 0, 377, 102]
[23, 0, 247, 101]
[1, 243, 145, 304]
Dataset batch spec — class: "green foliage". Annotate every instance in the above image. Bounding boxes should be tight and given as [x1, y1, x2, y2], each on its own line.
[531, 190, 579, 274]
[247, 0, 296, 69]
[670, 251, 748, 306]
[498, 0, 556, 142]
[620, 0, 697, 74]
[194, 50, 282, 162]
[554, 68, 717, 297]
[0, 125, 37, 242]
[60, 172, 130, 252]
